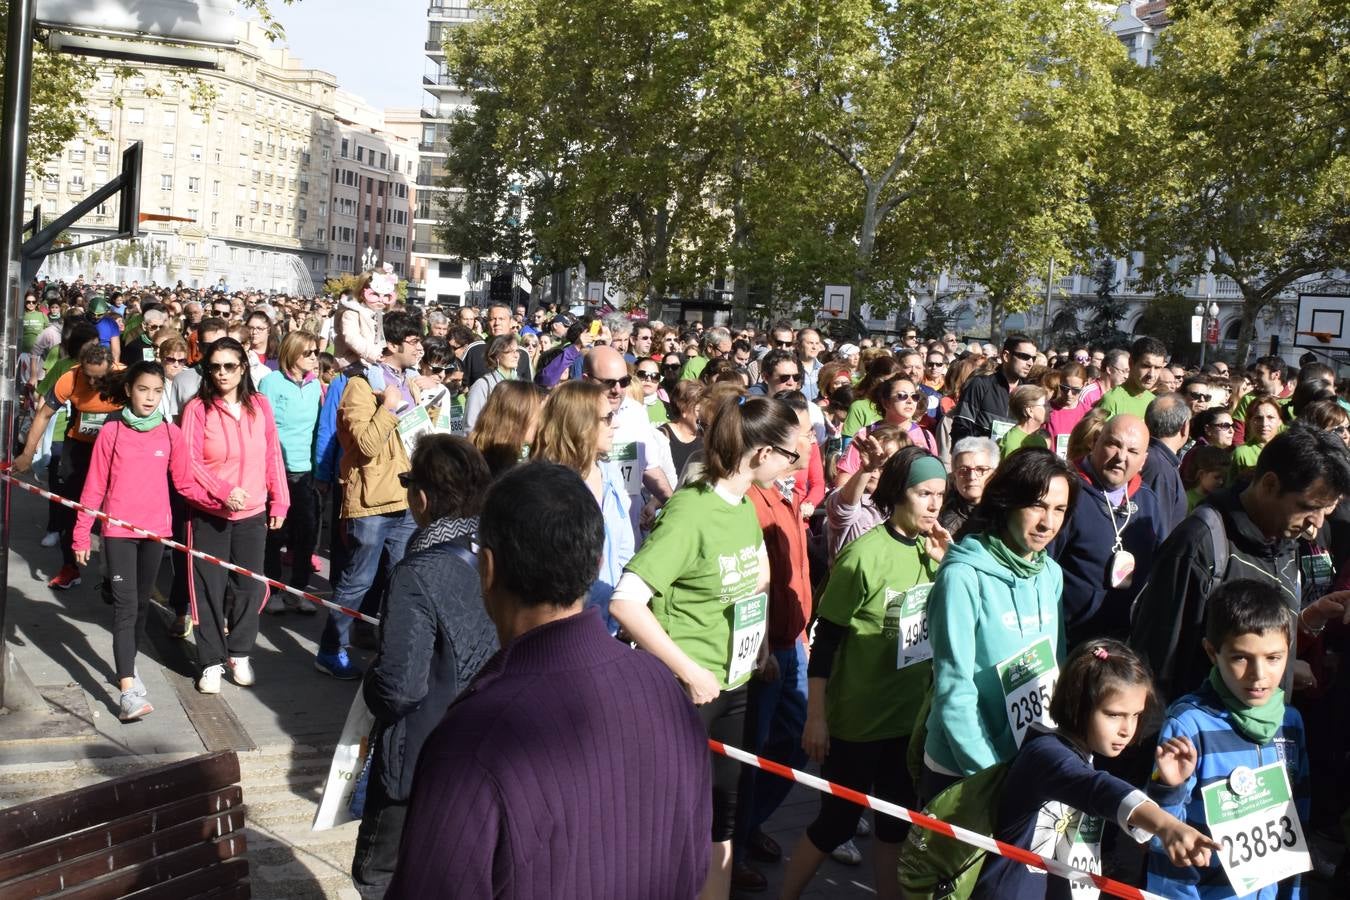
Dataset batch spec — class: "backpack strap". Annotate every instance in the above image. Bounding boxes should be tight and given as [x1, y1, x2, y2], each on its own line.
[1194, 504, 1230, 604]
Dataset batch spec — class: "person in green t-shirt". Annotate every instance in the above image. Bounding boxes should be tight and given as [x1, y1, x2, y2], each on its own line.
[679, 326, 732, 381]
[999, 384, 1050, 458]
[1231, 393, 1284, 480]
[780, 446, 951, 900]
[610, 393, 801, 899]
[21, 293, 46, 352]
[1096, 335, 1166, 419]
[842, 356, 902, 438]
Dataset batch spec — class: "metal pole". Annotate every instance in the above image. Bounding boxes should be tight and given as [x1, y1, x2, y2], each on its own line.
[1040, 257, 1055, 348]
[1199, 293, 1211, 368]
[0, 0, 43, 711]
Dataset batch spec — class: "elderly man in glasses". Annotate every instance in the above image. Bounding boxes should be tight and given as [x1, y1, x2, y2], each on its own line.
[949, 333, 1038, 443]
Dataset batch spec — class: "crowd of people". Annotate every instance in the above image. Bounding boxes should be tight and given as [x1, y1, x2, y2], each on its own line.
[10, 271, 1350, 900]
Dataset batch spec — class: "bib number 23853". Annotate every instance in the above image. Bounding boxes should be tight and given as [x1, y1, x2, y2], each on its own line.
[727, 593, 768, 684]
[996, 636, 1059, 746]
[1202, 762, 1310, 896]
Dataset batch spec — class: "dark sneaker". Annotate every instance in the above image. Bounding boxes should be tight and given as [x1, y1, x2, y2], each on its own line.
[314, 650, 363, 680]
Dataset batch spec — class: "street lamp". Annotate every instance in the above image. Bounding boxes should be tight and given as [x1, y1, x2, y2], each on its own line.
[361, 246, 377, 272]
[1195, 296, 1219, 367]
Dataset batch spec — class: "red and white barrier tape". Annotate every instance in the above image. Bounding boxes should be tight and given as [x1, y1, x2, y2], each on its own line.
[0, 468, 379, 626]
[710, 740, 1164, 900]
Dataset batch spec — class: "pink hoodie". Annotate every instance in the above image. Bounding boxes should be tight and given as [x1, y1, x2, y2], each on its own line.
[177, 394, 290, 522]
[73, 419, 183, 551]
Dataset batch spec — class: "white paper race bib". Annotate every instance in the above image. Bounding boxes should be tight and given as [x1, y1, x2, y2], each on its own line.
[76, 411, 108, 437]
[727, 592, 768, 684]
[396, 406, 434, 458]
[991, 419, 1015, 444]
[1202, 762, 1310, 896]
[896, 583, 934, 669]
[997, 637, 1059, 746]
[1055, 433, 1070, 459]
[1057, 813, 1104, 900]
[611, 441, 642, 495]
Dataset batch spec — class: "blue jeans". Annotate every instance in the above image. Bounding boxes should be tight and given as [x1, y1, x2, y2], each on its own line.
[318, 510, 415, 655]
[734, 638, 809, 855]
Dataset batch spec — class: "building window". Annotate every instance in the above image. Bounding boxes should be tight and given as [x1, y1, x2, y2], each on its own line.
[356, 146, 364, 163]
[187, 208, 199, 222]
[212, 180, 221, 196]
[379, 152, 387, 169]
[163, 109, 176, 127]
[69, 145, 85, 162]
[438, 260, 463, 278]
[188, 177, 201, 193]
[130, 75, 146, 92]
[161, 142, 174, 159]
[190, 145, 203, 162]
[95, 143, 110, 161]
[68, 175, 85, 194]
[127, 108, 145, 125]
[43, 171, 58, 191]
[160, 174, 173, 191]
[235, 215, 243, 228]
[340, 138, 348, 158]
[211, 211, 219, 227]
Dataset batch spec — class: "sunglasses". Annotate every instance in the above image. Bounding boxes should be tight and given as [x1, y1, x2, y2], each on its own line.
[1074, 356, 1090, 363]
[1009, 350, 1036, 362]
[1059, 384, 1083, 394]
[302, 348, 319, 357]
[889, 391, 918, 402]
[768, 444, 801, 465]
[161, 355, 188, 365]
[207, 362, 240, 374]
[636, 370, 660, 382]
[1210, 422, 1235, 431]
[592, 375, 631, 391]
[773, 373, 801, 384]
[1186, 392, 1211, 403]
[926, 360, 946, 368]
[774, 340, 794, 348]
[599, 410, 617, 425]
[428, 364, 459, 375]
[661, 363, 681, 371]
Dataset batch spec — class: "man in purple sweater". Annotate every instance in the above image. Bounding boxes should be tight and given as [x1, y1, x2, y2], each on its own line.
[386, 462, 712, 898]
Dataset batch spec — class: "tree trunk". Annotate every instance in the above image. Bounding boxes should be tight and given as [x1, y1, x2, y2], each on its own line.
[1235, 289, 1263, 365]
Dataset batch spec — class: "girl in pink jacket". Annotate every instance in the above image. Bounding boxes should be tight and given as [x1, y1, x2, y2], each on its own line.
[74, 360, 184, 722]
[177, 337, 290, 695]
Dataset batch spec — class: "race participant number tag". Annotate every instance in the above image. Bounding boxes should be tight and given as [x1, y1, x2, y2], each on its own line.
[726, 592, 768, 684]
[896, 583, 934, 669]
[611, 441, 642, 495]
[1202, 762, 1310, 896]
[1057, 813, 1104, 900]
[76, 411, 108, 437]
[997, 636, 1059, 746]
[1055, 433, 1070, 459]
[991, 419, 1015, 444]
[396, 406, 434, 459]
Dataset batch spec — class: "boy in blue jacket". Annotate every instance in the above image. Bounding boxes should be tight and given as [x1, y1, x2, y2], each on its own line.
[1146, 579, 1311, 900]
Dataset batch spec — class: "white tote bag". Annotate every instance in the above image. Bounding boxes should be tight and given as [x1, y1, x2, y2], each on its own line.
[312, 689, 375, 831]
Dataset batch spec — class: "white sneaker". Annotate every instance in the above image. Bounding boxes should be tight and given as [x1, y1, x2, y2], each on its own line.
[227, 656, 254, 687]
[196, 664, 224, 694]
[40, 531, 59, 547]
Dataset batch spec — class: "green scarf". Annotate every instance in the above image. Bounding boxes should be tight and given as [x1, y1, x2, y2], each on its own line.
[121, 406, 164, 432]
[981, 532, 1046, 578]
[1208, 667, 1286, 744]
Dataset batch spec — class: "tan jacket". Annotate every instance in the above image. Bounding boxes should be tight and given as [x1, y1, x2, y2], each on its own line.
[337, 375, 409, 518]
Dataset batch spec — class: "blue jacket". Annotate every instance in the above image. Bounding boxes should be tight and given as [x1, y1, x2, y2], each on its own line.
[1143, 439, 1189, 538]
[1050, 462, 1162, 642]
[313, 371, 349, 483]
[259, 370, 321, 474]
[974, 726, 1150, 900]
[925, 534, 1066, 775]
[1146, 681, 1309, 900]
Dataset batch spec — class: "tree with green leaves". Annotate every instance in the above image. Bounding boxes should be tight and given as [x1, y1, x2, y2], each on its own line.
[1098, 0, 1350, 362]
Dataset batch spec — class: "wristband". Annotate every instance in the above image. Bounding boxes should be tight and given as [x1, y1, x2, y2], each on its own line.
[1299, 608, 1326, 636]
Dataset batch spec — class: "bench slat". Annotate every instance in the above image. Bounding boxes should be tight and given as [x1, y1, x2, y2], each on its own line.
[41, 834, 248, 900]
[0, 786, 244, 883]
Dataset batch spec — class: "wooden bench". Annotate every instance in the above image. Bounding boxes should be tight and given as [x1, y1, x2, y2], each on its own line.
[0, 750, 248, 899]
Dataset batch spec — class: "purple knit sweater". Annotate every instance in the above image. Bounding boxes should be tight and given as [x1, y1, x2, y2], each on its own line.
[385, 607, 712, 899]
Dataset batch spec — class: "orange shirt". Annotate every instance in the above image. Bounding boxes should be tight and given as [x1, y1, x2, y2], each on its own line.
[47, 366, 124, 443]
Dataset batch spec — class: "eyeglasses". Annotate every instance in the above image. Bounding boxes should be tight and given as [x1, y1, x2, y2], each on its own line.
[831, 379, 851, 390]
[774, 339, 794, 348]
[428, 364, 458, 375]
[955, 465, 994, 478]
[403, 336, 423, 346]
[768, 444, 801, 465]
[926, 360, 946, 368]
[161, 355, 188, 365]
[1059, 384, 1083, 395]
[636, 370, 661, 382]
[889, 391, 918, 402]
[207, 362, 240, 374]
[302, 349, 319, 358]
[247, 325, 269, 334]
[1186, 391, 1212, 403]
[1009, 350, 1036, 362]
[661, 363, 681, 371]
[1073, 355, 1090, 363]
[773, 373, 801, 384]
[599, 410, 617, 425]
[591, 375, 631, 391]
[24, 299, 37, 306]
[1211, 422, 1235, 431]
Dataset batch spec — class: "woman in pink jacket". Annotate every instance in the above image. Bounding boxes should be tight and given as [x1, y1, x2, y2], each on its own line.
[178, 337, 289, 694]
[74, 360, 184, 722]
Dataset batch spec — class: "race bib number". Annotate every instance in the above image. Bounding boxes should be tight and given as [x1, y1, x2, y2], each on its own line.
[1202, 762, 1310, 896]
[1055, 433, 1070, 459]
[76, 411, 108, 437]
[997, 637, 1059, 746]
[1057, 814, 1103, 900]
[896, 583, 934, 669]
[396, 406, 434, 458]
[611, 441, 642, 495]
[727, 592, 768, 684]
[991, 419, 1015, 444]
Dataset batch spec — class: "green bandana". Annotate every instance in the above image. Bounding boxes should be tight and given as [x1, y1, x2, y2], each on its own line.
[1208, 667, 1286, 744]
[906, 454, 948, 488]
[981, 532, 1046, 578]
[121, 406, 164, 433]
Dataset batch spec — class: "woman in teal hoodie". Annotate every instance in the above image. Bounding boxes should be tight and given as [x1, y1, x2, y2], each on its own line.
[921, 447, 1078, 804]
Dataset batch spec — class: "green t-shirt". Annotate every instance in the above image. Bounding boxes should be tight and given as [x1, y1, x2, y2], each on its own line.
[21, 311, 46, 352]
[680, 355, 709, 381]
[625, 483, 766, 690]
[816, 523, 937, 742]
[1096, 384, 1155, 419]
[645, 398, 669, 424]
[38, 357, 78, 446]
[1231, 442, 1263, 478]
[999, 426, 1049, 458]
[842, 398, 881, 438]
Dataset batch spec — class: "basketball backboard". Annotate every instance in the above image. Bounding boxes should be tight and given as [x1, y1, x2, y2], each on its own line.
[1295, 293, 1350, 352]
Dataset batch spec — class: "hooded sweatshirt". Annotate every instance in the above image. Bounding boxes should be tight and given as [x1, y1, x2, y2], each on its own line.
[333, 295, 383, 367]
[924, 533, 1066, 775]
[177, 394, 290, 522]
[73, 419, 184, 550]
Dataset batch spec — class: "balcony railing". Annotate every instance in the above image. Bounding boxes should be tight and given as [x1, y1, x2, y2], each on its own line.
[1215, 276, 1240, 297]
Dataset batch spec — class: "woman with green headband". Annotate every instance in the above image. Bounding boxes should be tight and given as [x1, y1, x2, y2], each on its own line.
[920, 447, 1078, 805]
[72, 360, 187, 722]
[781, 447, 951, 900]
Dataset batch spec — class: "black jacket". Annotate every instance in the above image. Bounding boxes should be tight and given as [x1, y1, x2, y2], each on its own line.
[1141, 439, 1188, 539]
[462, 340, 531, 387]
[363, 522, 499, 802]
[1128, 487, 1299, 702]
[950, 369, 1014, 444]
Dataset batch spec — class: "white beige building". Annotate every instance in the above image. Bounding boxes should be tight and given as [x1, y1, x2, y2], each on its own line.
[28, 20, 339, 294]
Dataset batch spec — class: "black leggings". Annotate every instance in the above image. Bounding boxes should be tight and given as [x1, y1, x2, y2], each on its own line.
[698, 685, 749, 842]
[105, 538, 164, 680]
[806, 735, 916, 850]
[190, 511, 267, 669]
[58, 439, 95, 567]
[264, 471, 319, 591]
